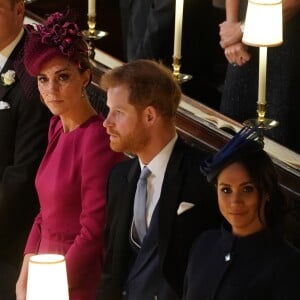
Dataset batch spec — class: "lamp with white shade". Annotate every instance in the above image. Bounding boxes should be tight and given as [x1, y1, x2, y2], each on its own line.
[242, 0, 283, 130]
[26, 254, 69, 300]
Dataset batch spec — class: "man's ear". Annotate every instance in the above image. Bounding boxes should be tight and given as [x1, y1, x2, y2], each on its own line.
[16, 0, 25, 18]
[144, 106, 157, 125]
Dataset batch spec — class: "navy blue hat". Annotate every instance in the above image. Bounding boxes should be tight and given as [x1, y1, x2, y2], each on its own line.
[200, 126, 264, 182]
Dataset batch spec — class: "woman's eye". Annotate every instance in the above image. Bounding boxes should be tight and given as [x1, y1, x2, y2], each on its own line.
[243, 185, 254, 193]
[37, 76, 47, 83]
[59, 73, 70, 81]
[220, 187, 231, 194]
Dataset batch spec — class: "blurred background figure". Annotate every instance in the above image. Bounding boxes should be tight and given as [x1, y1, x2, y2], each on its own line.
[0, 0, 51, 299]
[219, 0, 300, 153]
[119, 0, 227, 110]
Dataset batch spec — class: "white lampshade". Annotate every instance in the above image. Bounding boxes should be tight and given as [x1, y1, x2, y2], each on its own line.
[242, 0, 283, 47]
[26, 254, 69, 300]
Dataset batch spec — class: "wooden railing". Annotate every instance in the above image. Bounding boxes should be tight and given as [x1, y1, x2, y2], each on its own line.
[25, 10, 300, 205]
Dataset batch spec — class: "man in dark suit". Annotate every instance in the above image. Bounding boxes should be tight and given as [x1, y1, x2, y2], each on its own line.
[0, 1, 51, 298]
[119, 0, 226, 110]
[97, 59, 220, 300]
[119, 0, 174, 65]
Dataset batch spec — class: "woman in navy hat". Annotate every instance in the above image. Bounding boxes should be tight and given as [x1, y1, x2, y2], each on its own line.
[183, 127, 300, 300]
[15, 11, 124, 300]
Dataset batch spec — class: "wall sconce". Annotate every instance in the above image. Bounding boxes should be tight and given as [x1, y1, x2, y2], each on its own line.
[242, 0, 283, 132]
[26, 254, 69, 300]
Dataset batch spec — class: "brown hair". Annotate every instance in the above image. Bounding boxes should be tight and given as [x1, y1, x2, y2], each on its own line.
[100, 59, 181, 119]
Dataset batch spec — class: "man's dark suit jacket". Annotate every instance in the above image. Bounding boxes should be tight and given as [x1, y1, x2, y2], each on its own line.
[120, 0, 174, 65]
[98, 137, 221, 300]
[0, 30, 51, 293]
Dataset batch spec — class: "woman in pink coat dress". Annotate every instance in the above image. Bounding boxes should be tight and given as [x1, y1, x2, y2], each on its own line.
[15, 11, 124, 300]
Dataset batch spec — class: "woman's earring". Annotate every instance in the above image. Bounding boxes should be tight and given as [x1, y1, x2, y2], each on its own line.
[81, 86, 87, 98]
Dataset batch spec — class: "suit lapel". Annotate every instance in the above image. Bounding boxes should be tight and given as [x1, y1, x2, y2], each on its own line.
[0, 32, 25, 101]
[0, 60, 16, 101]
[119, 159, 140, 235]
[158, 138, 186, 257]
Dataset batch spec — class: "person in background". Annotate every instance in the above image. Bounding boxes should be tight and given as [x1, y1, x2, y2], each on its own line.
[183, 126, 300, 299]
[15, 11, 124, 300]
[0, 0, 51, 298]
[97, 59, 221, 300]
[219, 0, 300, 153]
[119, 0, 226, 110]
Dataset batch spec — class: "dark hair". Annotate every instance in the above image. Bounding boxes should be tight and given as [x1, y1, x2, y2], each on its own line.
[216, 149, 289, 234]
[100, 59, 181, 119]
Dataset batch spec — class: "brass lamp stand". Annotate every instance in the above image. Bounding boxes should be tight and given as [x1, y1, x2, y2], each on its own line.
[241, 0, 283, 140]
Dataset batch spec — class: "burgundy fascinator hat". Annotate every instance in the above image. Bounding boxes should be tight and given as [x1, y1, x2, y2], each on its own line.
[24, 11, 89, 77]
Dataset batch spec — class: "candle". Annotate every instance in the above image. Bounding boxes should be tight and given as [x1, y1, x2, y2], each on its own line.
[258, 46, 267, 105]
[88, 0, 96, 17]
[173, 0, 184, 58]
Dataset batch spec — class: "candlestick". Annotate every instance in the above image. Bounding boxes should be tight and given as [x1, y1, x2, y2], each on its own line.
[171, 0, 192, 84]
[82, 15, 108, 60]
[173, 0, 184, 58]
[172, 56, 192, 84]
[88, 0, 96, 17]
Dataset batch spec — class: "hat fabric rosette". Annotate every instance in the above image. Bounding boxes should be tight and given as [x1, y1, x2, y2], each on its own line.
[24, 11, 88, 77]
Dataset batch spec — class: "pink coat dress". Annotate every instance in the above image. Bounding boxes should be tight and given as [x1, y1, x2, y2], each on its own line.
[25, 115, 124, 300]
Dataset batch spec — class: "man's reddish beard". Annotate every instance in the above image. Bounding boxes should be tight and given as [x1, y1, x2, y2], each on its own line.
[107, 127, 148, 155]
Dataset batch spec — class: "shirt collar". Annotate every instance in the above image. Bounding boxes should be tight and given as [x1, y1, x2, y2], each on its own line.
[138, 133, 178, 176]
[0, 28, 24, 71]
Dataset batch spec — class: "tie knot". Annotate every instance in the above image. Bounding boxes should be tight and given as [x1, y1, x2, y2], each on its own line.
[140, 166, 151, 180]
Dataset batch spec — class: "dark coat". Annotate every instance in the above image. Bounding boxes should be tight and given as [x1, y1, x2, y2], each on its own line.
[98, 138, 221, 300]
[119, 0, 174, 64]
[0, 31, 50, 269]
[184, 227, 300, 300]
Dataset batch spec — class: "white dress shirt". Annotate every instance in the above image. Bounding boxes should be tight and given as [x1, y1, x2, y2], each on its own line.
[138, 134, 178, 227]
[0, 28, 24, 71]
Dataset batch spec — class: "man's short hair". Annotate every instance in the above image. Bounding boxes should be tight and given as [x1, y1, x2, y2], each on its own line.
[100, 59, 182, 119]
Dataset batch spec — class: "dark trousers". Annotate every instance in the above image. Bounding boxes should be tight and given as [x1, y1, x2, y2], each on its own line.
[0, 261, 17, 300]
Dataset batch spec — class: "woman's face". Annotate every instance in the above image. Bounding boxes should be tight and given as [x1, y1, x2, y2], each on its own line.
[37, 56, 90, 117]
[217, 162, 266, 236]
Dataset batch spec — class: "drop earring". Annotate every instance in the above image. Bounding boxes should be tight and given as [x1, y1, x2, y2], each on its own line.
[81, 86, 87, 98]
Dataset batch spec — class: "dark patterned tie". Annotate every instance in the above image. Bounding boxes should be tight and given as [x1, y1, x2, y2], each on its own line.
[133, 166, 151, 243]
